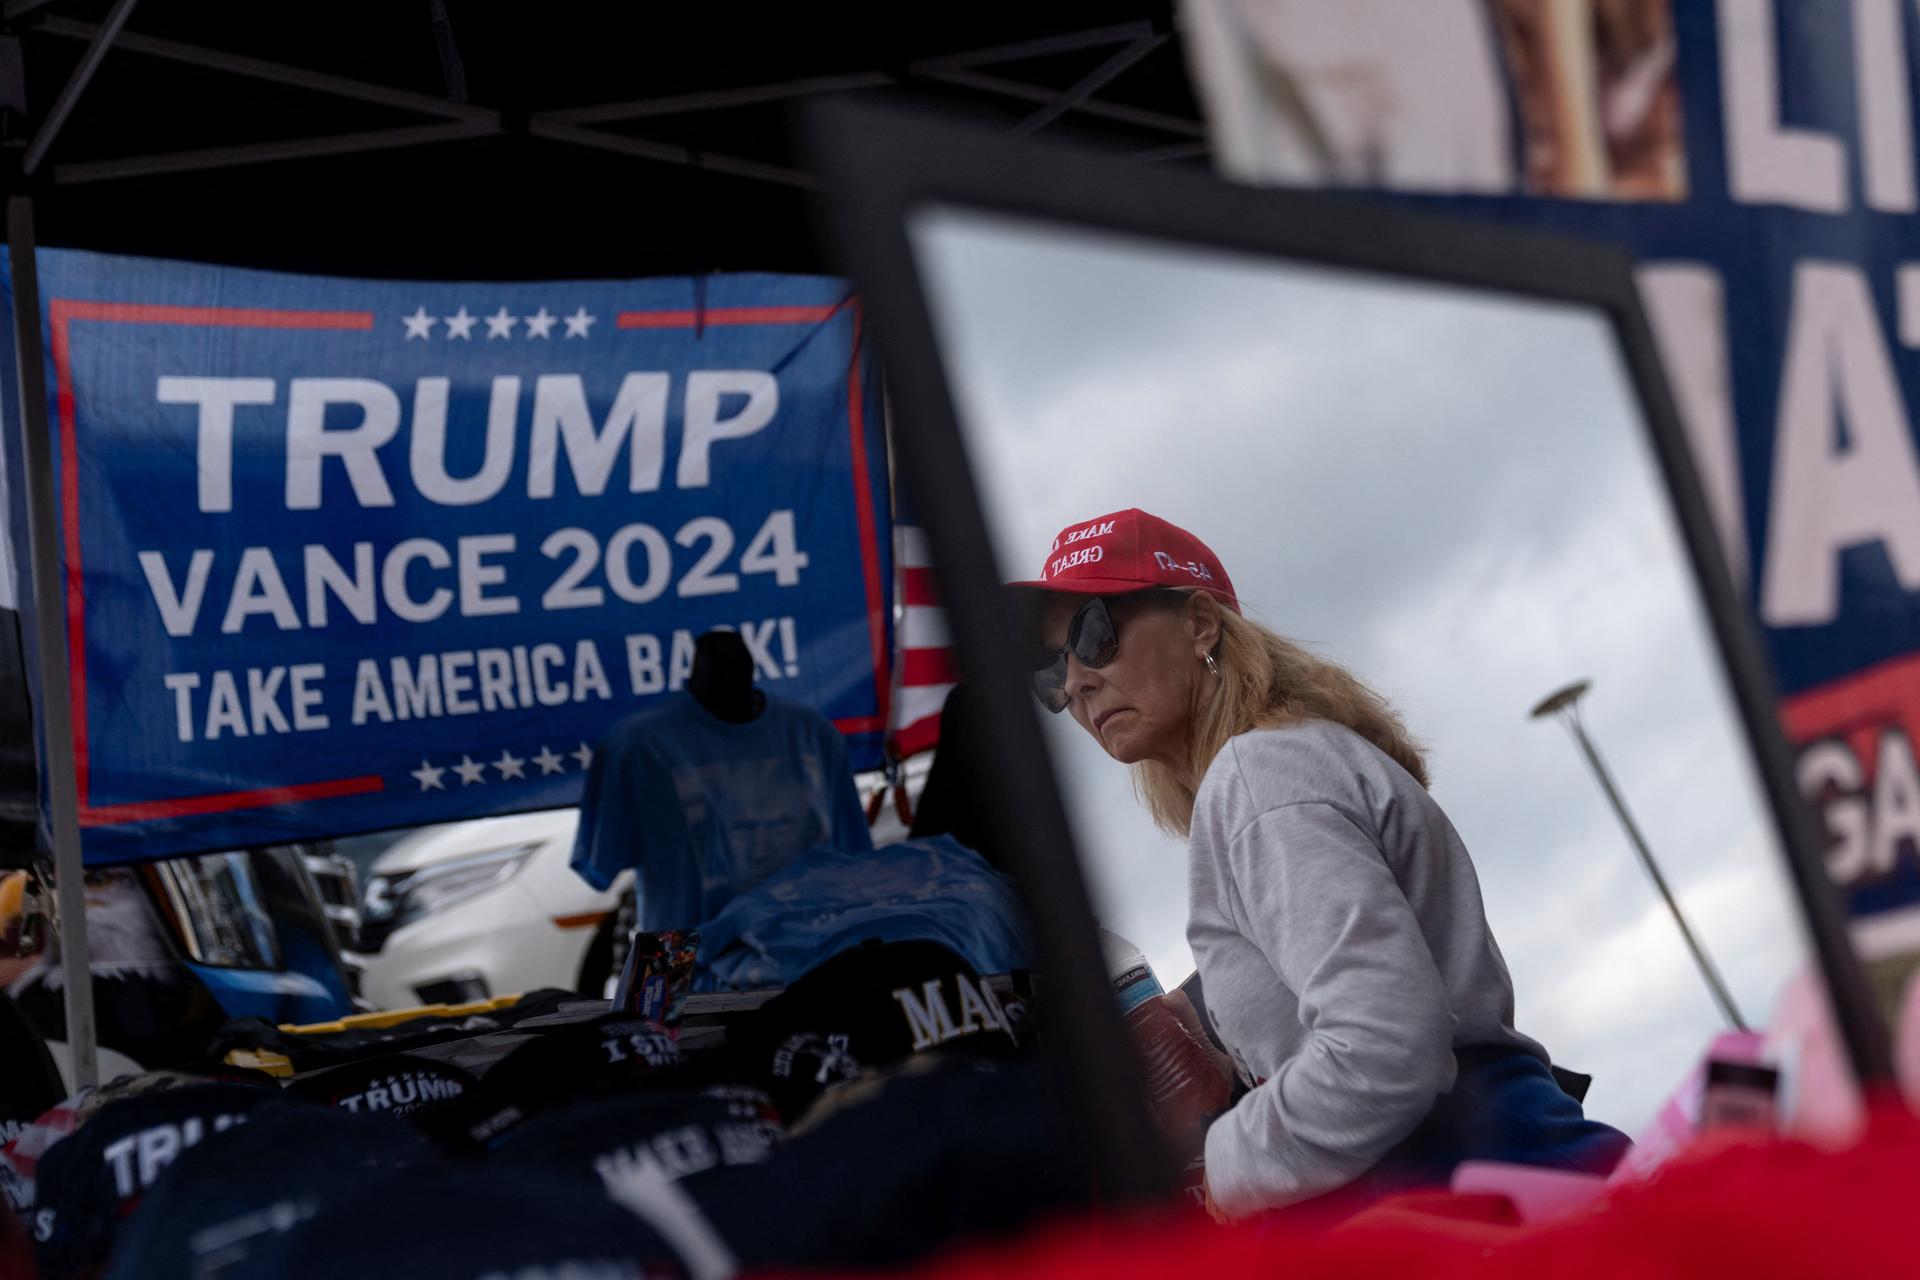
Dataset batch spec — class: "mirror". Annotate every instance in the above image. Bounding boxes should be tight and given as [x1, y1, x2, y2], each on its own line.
[905, 205, 1814, 1137]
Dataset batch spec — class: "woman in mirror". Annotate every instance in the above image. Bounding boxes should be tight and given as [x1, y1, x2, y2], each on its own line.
[1017, 508, 1630, 1221]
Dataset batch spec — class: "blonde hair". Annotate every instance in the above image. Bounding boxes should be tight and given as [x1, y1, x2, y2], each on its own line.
[1134, 597, 1429, 835]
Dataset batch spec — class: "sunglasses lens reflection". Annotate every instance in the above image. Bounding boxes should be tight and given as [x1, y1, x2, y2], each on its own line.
[1072, 599, 1119, 668]
[1030, 598, 1120, 712]
[1030, 659, 1070, 713]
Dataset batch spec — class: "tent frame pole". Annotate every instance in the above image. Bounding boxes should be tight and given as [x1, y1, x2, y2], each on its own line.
[34, 16, 498, 125]
[1011, 34, 1167, 136]
[7, 194, 97, 1090]
[908, 67, 1209, 137]
[30, 17, 1205, 188]
[910, 21, 1160, 72]
[54, 121, 498, 185]
[22, 0, 139, 176]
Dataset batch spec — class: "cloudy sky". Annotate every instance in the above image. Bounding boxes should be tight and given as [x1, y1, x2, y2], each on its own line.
[909, 205, 1813, 1134]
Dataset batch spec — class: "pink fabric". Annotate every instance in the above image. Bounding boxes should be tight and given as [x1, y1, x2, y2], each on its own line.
[1449, 1162, 1608, 1223]
[1608, 1031, 1766, 1183]
[1766, 970, 1865, 1148]
[1895, 965, 1920, 1110]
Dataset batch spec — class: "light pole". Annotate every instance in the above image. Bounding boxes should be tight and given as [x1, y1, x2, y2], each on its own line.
[1530, 679, 1748, 1031]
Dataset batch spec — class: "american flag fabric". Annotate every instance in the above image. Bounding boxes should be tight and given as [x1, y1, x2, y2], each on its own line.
[888, 525, 956, 759]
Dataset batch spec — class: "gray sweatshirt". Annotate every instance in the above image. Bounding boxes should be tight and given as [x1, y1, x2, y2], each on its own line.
[1189, 720, 1545, 1216]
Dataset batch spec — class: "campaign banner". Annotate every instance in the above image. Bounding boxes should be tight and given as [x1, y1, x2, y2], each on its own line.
[0, 252, 893, 864]
[1182, 0, 1920, 985]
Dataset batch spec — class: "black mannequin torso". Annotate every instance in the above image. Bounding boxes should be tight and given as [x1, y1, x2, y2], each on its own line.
[687, 630, 765, 724]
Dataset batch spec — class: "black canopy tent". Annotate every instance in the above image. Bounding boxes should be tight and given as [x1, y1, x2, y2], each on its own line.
[0, 0, 1208, 280]
[0, 2, 1204, 1199]
[0, 1, 1211, 859]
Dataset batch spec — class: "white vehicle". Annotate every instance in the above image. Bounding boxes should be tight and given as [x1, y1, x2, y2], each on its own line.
[347, 766, 927, 1011]
[349, 808, 628, 1010]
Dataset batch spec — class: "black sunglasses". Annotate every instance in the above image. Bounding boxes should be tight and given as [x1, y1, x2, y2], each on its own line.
[1029, 596, 1122, 713]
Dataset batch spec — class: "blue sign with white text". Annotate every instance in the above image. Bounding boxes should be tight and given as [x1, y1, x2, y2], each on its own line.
[2, 252, 893, 864]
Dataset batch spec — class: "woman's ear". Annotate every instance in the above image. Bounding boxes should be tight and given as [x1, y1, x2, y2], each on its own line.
[1185, 592, 1223, 657]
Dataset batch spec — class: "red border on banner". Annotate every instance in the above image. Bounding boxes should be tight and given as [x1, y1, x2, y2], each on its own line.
[49, 301, 382, 827]
[617, 305, 843, 329]
[81, 777, 389, 826]
[51, 295, 891, 827]
[616, 298, 891, 737]
[840, 301, 893, 735]
[1779, 651, 1920, 774]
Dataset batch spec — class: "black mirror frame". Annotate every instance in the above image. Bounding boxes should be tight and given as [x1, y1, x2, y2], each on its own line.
[805, 101, 1894, 1200]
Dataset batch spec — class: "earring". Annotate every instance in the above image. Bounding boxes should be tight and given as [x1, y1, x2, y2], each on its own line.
[1204, 653, 1221, 679]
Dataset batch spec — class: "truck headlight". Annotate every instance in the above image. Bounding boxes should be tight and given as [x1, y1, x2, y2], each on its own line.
[364, 842, 537, 930]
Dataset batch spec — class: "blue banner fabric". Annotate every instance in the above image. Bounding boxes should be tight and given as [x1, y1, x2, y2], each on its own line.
[1, 252, 893, 863]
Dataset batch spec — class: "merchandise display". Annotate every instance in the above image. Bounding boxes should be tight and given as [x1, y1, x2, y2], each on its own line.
[490, 1086, 783, 1186]
[570, 689, 874, 927]
[424, 1015, 688, 1154]
[615, 929, 701, 1023]
[679, 1058, 1090, 1271]
[0, 11, 1909, 1275]
[208, 989, 590, 1076]
[281, 1052, 479, 1118]
[26, 1082, 292, 1279]
[4, 906, 1863, 1277]
[720, 939, 1019, 1120]
[101, 1107, 437, 1280]
[0, 931, 1080, 1278]
[693, 837, 1030, 990]
[242, 1166, 695, 1280]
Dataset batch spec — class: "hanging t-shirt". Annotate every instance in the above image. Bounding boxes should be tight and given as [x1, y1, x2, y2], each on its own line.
[570, 691, 872, 929]
[692, 837, 1030, 991]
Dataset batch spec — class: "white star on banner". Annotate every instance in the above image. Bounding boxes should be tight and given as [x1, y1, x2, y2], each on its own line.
[571, 741, 595, 770]
[453, 755, 488, 786]
[410, 759, 446, 791]
[494, 748, 527, 781]
[563, 307, 596, 338]
[532, 745, 566, 776]
[484, 306, 518, 339]
[402, 307, 437, 340]
[444, 306, 478, 340]
[524, 307, 557, 339]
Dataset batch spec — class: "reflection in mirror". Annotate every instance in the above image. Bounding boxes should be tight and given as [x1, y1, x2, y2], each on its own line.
[907, 207, 1817, 1191]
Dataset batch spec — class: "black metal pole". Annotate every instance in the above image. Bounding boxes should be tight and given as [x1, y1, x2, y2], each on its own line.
[8, 194, 99, 1086]
[1564, 712, 1750, 1031]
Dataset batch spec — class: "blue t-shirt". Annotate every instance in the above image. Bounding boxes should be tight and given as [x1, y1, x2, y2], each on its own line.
[693, 837, 1030, 990]
[570, 691, 872, 929]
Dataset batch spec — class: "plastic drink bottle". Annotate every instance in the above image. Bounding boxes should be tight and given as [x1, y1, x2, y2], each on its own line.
[1099, 930, 1232, 1155]
[1102, 928, 1166, 1016]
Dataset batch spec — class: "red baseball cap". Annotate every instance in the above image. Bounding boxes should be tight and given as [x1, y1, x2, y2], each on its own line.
[1006, 508, 1240, 613]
